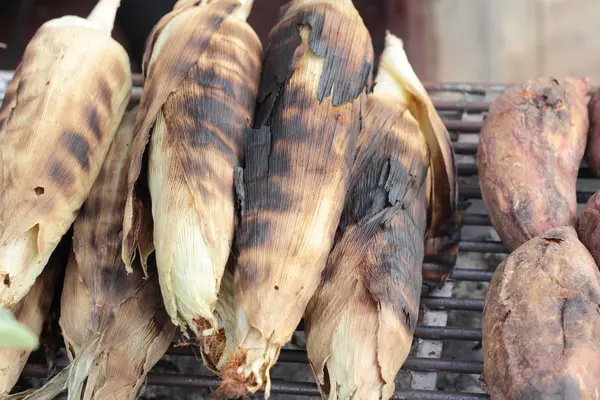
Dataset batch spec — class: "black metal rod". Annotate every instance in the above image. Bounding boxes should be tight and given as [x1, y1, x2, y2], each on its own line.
[459, 241, 509, 254]
[453, 142, 478, 155]
[21, 364, 489, 399]
[414, 326, 482, 341]
[444, 120, 482, 133]
[461, 214, 491, 226]
[422, 265, 494, 282]
[421, 298, 485, 312]
[166, 348, 485, 368]
[451, 269, 494, 282]
[403, 358, 483, 374]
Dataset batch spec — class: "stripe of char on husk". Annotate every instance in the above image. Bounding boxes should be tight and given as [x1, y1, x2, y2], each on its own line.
[216, 0, 374, 397]
[304, 85, 430, 400]
[0, 0, 131, 314]
[119, 0, 262, 373]
[23, 107, 175, 400]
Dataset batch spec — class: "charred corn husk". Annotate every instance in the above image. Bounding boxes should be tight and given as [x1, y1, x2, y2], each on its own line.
[120, 0, 262, 372]
[304, 32, 431, 400]
[0, 239, 67, 399]
[375, 35, 459, 286]
[0, 0, 131, 316]
[25, 108, 175, 400]
[217, 0, 374, 397]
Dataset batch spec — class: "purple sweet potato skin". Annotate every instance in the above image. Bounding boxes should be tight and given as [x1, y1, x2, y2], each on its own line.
[483, 227, 600, 400]
[477, 77, 589, 251]
[585, 89, 600, 176]
[578, 191, 600, 266]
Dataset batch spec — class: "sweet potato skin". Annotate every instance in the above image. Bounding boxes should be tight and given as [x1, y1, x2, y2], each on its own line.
[483, 227, 600, 400]
[578, 191, 600, 266]
[585, 89, 600, 176]
[477, 77, 589, 250]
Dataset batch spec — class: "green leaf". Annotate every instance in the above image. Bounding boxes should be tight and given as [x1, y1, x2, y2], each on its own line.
[0, 307, 39, 350]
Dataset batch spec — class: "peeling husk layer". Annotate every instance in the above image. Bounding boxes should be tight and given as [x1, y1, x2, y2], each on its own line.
[304, 38, 430, 397]
[477, 77, 589, 251]
[0, 0, 131, 312]
[0, 239, 67, 399]
[120, 0, 262, 372]
[217, 0, 374, 397]
[24, 108, 175, 400]
[483, 227, 600, 399]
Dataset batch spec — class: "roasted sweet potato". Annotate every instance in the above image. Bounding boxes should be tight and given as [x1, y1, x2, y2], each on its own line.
[483, 226, 600, 399]
[585, 89, 600, 176]
[477, 77, 589, 250]
[578, 191, 600, 266]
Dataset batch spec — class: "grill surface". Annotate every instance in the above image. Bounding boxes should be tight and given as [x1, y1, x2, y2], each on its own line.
[2, 72, 597, 399]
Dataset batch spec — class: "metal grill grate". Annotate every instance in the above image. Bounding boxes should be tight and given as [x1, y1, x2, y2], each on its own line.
[3, 73, 595, 399]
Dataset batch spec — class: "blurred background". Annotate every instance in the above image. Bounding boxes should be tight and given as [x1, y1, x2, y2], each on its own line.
[2, 0, 600, 83]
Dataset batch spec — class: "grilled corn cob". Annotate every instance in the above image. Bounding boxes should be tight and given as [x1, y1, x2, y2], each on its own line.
[217, 1, 374, 397]
[120, 0, 262, 372]
[0, 239, 68, 399]
[0, 0, 131, 317]
[374, 36, 459, 286]
[26, 108, 175, 400]
[304, 32, 432, 400]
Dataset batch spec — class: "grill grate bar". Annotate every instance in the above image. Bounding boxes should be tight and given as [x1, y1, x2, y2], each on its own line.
[459, 241, 508, 254]
[21, 364, 488, 400]
[422, 265, 494, 282]
[421, 298, 485, 312]
[461, 214, 491, 226]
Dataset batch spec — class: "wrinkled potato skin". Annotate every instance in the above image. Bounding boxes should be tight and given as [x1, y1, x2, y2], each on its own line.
[585, 89, 600, 176]
[483, 227, 600, 400]
[578, 191, 600, 266]
[477, 77, 589, 250]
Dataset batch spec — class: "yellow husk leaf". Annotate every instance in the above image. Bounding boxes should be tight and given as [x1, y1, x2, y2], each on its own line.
[0, 0, 131, 312]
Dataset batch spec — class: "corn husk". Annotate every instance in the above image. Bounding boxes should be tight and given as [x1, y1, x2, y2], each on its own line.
[374, 34, 459, 285]
[303, 32, 431, 400]
[0, 238, 68, 399]
[216, 1, 374, 397]
[23, 108, 175, 400]
[120, 0, 262, 372]
[0, 0, 131, 317]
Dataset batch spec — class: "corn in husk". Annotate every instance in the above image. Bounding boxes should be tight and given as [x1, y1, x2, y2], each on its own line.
[0, 239, 68, 399]
[304, 32, 439, 400]
[374, 36, 460, 286]
[24, 108, 175, 400]
[0, 0, 131, 318]
[216, 0, 374, 397]
[120, 0, 262, 372]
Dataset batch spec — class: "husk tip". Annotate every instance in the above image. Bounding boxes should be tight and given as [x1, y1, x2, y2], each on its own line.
[86, 0, 121, 35]
[384, 30, 404, 49]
